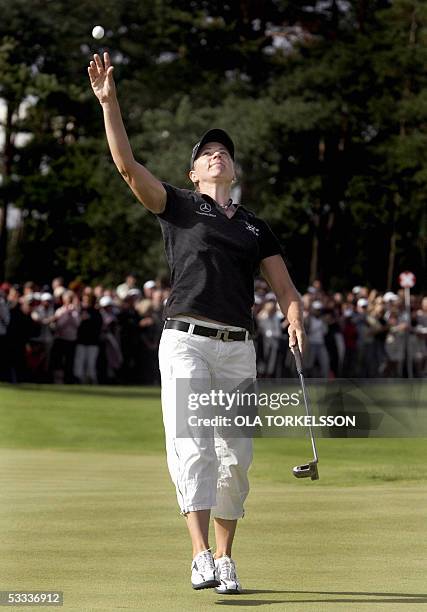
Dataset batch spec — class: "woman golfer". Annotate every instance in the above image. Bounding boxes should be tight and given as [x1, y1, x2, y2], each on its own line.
[89, 52, 305, 594]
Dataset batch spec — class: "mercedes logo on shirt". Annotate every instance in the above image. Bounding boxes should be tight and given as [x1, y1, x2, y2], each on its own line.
[196, 200, 216, 218]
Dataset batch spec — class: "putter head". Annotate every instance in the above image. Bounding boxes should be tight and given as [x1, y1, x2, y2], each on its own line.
[292, 461, 319, 481]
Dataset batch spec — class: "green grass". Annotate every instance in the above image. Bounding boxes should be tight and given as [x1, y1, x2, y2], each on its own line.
[0, 383, 426, 611]
[0, 383, 425, 486]
[0, 384, 164, 453]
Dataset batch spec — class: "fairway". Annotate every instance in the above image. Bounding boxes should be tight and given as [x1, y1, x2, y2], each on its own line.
[0, 384, 426, 611]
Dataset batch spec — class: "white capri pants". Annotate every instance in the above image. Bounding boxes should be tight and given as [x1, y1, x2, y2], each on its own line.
[158, 316, 257, 520]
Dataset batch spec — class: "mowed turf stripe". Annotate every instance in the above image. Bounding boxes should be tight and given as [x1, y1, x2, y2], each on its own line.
[0, 384, 165, 453]
[0, 383, 426, 488]
[0, 449, 426, 611]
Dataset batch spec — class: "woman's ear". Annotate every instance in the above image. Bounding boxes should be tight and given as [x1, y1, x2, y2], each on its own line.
[188, 169, 199, 191]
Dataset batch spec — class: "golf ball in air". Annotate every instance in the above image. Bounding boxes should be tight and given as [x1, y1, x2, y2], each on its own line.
[92, 25, 105, 40]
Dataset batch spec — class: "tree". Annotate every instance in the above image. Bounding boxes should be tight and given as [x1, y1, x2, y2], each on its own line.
[0, 0, 425, 291]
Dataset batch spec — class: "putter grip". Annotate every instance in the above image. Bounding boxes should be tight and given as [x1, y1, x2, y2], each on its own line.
[291, 345, 303, 374]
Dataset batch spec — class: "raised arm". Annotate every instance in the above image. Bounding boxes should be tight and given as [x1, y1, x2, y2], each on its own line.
[88, 52, 166, 214]
[260, 254, 306, 354]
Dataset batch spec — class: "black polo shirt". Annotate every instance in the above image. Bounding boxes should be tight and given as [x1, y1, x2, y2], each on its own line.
[155, 183, 283, 333]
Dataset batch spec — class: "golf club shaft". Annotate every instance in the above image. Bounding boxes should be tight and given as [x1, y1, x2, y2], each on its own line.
[292, 346, 319, 463]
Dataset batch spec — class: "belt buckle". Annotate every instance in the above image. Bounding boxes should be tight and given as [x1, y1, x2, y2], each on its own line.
[215, 329, 232, 342]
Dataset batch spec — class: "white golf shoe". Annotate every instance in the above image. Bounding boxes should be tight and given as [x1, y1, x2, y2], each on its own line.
[191, 549, 220, 590]
[214, 554, 242, 594]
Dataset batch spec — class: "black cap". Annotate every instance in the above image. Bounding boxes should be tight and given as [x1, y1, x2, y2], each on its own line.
[190, 129, 235, 168]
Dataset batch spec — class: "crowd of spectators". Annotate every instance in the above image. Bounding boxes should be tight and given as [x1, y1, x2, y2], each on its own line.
[0, 275, 426, 385]
[254, 279, 426, 379]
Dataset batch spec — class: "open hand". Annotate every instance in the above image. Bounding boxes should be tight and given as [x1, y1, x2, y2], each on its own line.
[88, 52, 116, 103]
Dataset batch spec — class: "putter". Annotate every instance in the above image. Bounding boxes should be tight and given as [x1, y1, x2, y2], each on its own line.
[291, 345, 319, 481]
